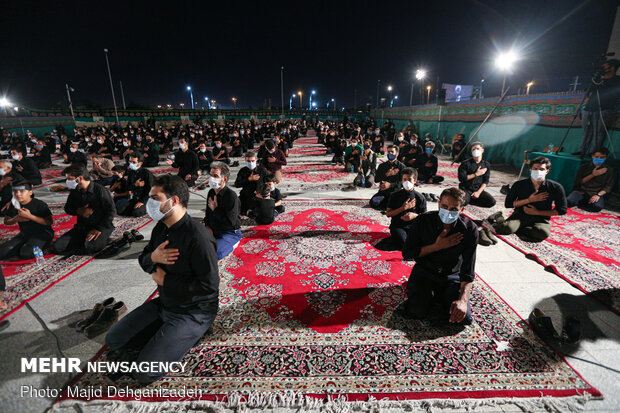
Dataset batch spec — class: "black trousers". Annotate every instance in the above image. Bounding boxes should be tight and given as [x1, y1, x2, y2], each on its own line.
[463, 190, 496, 208]
[0, 266, 5, 292]
[105, 298, 216, 384]
[403, 267, 472, 325]
[369, 188, 395, 211]
[0, 233, 53, 260]
[52, 226, 114, 255]
[119, 199, 147, 217]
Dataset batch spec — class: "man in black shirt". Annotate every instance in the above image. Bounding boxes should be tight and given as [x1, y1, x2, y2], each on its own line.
[234, 152, 267, 215]
[143, 135, 160, 167]
[33, 139, 52, 169]
[121, 153, 154, 217]
[66, 143, 88, 167]
[0, 160, 24, 216]
[167, 137, 199, 187]
[197, 142, 214, 175]
[577, 59, 620, 156]
[52, 164, 116, 255]
[106, 175, 219, 384]
[386, 168, 427, 250]
[0, 181, 54, 259]
[354, 139, 377, 188]
[494, 157, 567, 242]
[369, 145, 405, 210]
[398, 188, 478, 325]
[457, 142, 496, 207]
[415, 141, 444, 184]
[11, 148, 42, 186]
[204, 161, 242, 260]
[212, 138, 231, 165]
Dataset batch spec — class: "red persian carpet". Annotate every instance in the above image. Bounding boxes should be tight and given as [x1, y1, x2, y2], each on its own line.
[464, 199, 620, 314]
[58, 201, 599, 408]
[0, 214, 152, 321]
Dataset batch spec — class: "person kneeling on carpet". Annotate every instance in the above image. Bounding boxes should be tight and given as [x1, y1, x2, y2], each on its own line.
[106, 174, 219, 385]
[353, 139, 376, 188]
[385, 168, 427, 251]
[248, 183, 277, 225]
[204, 161, 242, 260]
[119, 153, 154, 217]
[0, 180, 54, 259]
[52, 164, 116, 255]
[397, 188, 477, 325]
[369, 145, 405, 211]
[414, 141, 444, 184]
[457, 141, 495, 208]
[494, 157, 567, 243]
[567, 147, 614, 213]
[264, 175, 285, 215]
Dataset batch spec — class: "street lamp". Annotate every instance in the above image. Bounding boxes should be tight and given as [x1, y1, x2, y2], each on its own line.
[526, 81, 534, 95]
[103, 48, 120, 125]
[387, 85, 393, 105]
[329, 98, 335, 110]
[298, 91, 303, 109]
[232, 97, 237, 109]
[495, 50, 518, 95]
[415, 69, 427, 104]
[205, 97, 211, 109]
[289, 94, 295, 110]
[210, 99, 216, 109]
[312, 102, 317, 109]
[390, 95, 398, 108]
[180, 103, 185, 108]
[309, 90, 316, 109]
[186, 86, 194, 109]
[426, 85, 432, 104]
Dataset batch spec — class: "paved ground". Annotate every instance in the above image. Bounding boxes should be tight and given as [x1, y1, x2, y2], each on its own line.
[0, 143, 618, 413]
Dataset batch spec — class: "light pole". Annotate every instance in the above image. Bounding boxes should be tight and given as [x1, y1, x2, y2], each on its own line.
[387, 86, 393, 106]
[232, 97, 237, 109]
[416, 69, 426, 105]
[0, 98, 11, 116]
[186, 86, 194, 109]
[495, 51, 517, 96]
[289, 94, 295, 110]
[330, 98, 335, 110]
[390, 95, 398, 108]
[65, 84, 75, 122]
[309, 90, 316, 109]
[103, 48, 120, 125]
[426, 85, 432, 104]
[205, 97, 211, 109]
[298, 91, 303, 109]
[210, 99, 216, 109]
[119, 81, 126, 109]
[376, 80, 380, 108]
[526, 81, 534, 95]
[280, 66, 284, 116]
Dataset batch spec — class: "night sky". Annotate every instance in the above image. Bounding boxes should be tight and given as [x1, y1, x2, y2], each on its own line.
[1, 0, 617, 110]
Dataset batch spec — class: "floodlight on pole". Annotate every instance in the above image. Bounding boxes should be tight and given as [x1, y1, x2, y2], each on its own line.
[204, 96, 211, 109]
[298, 91, 303, 109]
[426, 85, 432, 104]
[289, 94, 295, 110]
[309, 90, 316, 109]
[103, 48, 120, 125]
[415, 69, 427, 80]
[495, 50, 518, 95]
[390, 95, 398, 108]
[387, 85, 393, 104]
[526, 81, 534, 95]
[0, 97, 10, 107]
[232, 97, 237, 109]
[186, 86, 194, 109]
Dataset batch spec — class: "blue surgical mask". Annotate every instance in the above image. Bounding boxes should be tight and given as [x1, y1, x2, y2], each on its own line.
[592, 158, 605, 166]
[438, 208, 459, 225]
[387, 153, 396, 161]
[425, 148, 432, 154]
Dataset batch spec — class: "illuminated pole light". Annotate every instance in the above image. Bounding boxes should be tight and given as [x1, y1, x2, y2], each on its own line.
[426, 85, 432, 104]
[390, 95, 399, 108]
[232, 97, 237, 109]
[387, 85, 393, 105]
[205, 96, 211, 109]
[495, 51, 518, 95]
[298, 91, 303, 109]
[309, 90, 316, 110]
[526, 81, 534, 95]
[186, 86, 194, 109]
[289, 94, 295, 110]
[0, 97, 10, 107]
[415, 69, 427, 104]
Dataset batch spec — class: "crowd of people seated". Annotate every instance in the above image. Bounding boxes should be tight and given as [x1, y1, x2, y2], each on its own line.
[0, 115, 615, 380]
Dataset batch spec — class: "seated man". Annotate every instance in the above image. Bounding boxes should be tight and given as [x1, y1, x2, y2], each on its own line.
[415, 141, 444, 184]
[264, 174, 285, 214]
[65, 142, 88, 167]
[369, 145, 405, 210]
[212, 138, 231, 165]
[0, 181, 54, 259]
[110, 165, 131, 213]
[344, 137, 364, 173]
[398, 188, 477, 325]
[248, 183, 277, 225]
[142, 135, 160, 167]
[197, 142, 214, 176]
[106, 174, 219, 384]
[204, 162, 242, 260]
[494, 157, 567, 242]
[167, 137, 199, 187]
[567, 147, 614, 212]
[354, 139, 377, 188]
[52, 164, 116, 255]
[457, 141, 496, 207]
[0, 160, 25, 216]
[121, 153, 154, 217]
[11, 148, 42, 186]
[260, 139, 287, 184]
[385, 168, 427, 250]
[234, 152, 267, 215]
[33, 140, 52, 169]
[90, 155, 116, 187]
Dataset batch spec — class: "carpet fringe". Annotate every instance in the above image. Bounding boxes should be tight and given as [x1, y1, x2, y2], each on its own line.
[51, 391, 596, 412]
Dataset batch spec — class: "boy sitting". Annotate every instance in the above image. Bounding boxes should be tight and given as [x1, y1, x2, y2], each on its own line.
[248, 183, 277, 225]
[385, 168, 427, 250]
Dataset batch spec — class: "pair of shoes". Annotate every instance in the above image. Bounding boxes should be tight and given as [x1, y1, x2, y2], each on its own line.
[422, 193, 432, 202]
[77, 297, 127, 338]
[500, 184, 510, 195]
[342, 185, 357, 192]
[429, 193, 438, 202]
[486, 211, 504, 225]
[478, 227, 494, 246]
[528, 308, 560, 344]
[231, 160, 240, 167]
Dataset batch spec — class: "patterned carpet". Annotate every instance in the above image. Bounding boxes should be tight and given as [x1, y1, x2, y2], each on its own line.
[0, 215, 152, 321]
[464, 198, 620, 314]
[60, 201, 599, 405]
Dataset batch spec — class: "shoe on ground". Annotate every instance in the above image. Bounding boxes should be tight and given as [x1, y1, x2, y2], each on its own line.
[84, 301, 127, 339]
[429, 193, 438, 202]
[483, 227, 498, 244]
[341, 185, 357, 192]
[478, 228, 493, 246]
[0, 319, 10, 332]
[422, 193, 432, 202]
[562, 316, 581, 344]
[76, 297, 115, 332]
[500, 184, 510, 195]
[528, 308, 560, 344]
[486, 211, 504, 225]
[131, 229, 144, 241]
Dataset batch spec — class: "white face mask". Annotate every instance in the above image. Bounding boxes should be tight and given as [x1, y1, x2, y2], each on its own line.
[11, 154, 20, 161]
[66, 179, 79, 190]
[146, 197, 175, 222]
[200, 148, 207, 153]
[97, 139, 103, 144]
[402, 181, 414, 191]
[179, 143, 187, 150]
[209, 176, 222, 190]
[70, 147, 77, 153]
[11, 196, 20, 210]
[0, 168, 6, 176]
[129, 162, 139, 171]
[123, 141, 129, 147]
[215, 143, 222, 149]
[472, 149, 482, 158]
[247, 161, 257, 169]
[531, 169, 547, 182]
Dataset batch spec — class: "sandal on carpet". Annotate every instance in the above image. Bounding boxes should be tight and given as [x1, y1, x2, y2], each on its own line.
[131, 229, 144, 241]
[562, 316, 581, 344]
[528, 308, 560, 344]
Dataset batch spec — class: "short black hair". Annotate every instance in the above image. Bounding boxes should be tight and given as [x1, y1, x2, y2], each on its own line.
[265, 139, 276, 150]
[210, 161, 230, 180]
[245, 151, 257, 159]
[401, 167, 418, 180]
[387, 144, 399, 153]
[65, 164, 91, 180]
[592, 146, 609, 156]
[257, 183, 271, 198]
[264, 174, 277, 184]
[152, 174, 189, 207]
[129, 152, 144, 163]
[440, 187, 466, 206]
[531, 156, 551, 170]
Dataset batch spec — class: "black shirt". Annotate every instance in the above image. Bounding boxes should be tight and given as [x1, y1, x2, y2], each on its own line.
[6, 197, 54, 238]
[197, 150, 214, 170]
[235, 166, 268, 197]
[414, 153, 439, 180]
[505, 178, 567, 223]
[173, 149, 199, 177]
[112, 177, 130, 199]
[402, 211, 478, 282]
[458, 158, 491, 193]
[64, 181, 116, 230]
[67, 151, 88, 167]
[139, 213, 219, 314]
[212, 146, 229, 161]
[251, 197, 276, 225]
[13, 157, 41, 185]
[376, 159, 406, 185]
[0, 170, 25, 207]
[127, 167, 154, 203]
[204, 185, 241, 232]
[387, 189, 427, 228]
